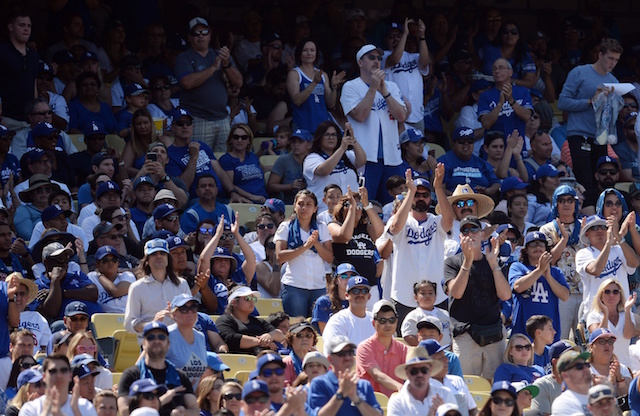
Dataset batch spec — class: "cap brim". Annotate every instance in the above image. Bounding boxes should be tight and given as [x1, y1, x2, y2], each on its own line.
[394, 358, 443, 380]
[330, 341, 357, 354]
[436, 192, 495, 217]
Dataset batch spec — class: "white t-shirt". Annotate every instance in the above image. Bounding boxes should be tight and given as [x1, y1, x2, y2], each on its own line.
[440, 375, 477, 414]
[586, 310, 635, 369]
[551, 389, 591, 416]
[576, 245, 635, 317]
[18, 394, 97, 416]
[322, 309, 375, 355]
[273, 220, 331, 290]
[387, 379, 456, 416]
[340, 77, 405, 165]
[88, 271, 136, 313]
[387, 213, 448, 306]
[455, 104, 485, 157]
[250, 240, 266, 264]
[303, 151, 358, 213]
[29, 222, 89, 252]
[18, 310, 51, 354]
[49, 92, 70, 123]
[401, 307, 452, 346]
[382, 51, 428, 123]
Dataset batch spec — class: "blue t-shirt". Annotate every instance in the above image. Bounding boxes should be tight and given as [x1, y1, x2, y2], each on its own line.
[180, 202, 235, 235]
[130, 207, 151, 235]
[194, 312, 219, 351]
[534, 346, 552, 375]
[307, 371, 381, 416]
[166, 323, 208, 386]
[166, 141, 222, 197]
[437, 151, 500, 192]
[478, 86, 533, 138]
[509, 262, 568, 343]
[493, 362, 544, 384]
[630, 377, 640, 416]
[68, 99, 117, 134]
[115, 107, 133, 139]
[0, 281, 10, 356]
[0, 153, 20, 187]
[446, 350, 463, 378]
[481, 45, 537, 79]
[218, 152, 267, 200]
[33, 272, 102, 318]
[206, 276, 229, 315]
[311, 295, 348, 334]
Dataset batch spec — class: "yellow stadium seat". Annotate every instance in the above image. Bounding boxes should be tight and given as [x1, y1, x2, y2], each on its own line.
[254, 298, 283, 316]
[228, 203, 262, 230]
[113, 330, 141, 372]
[219, 354, 257, 375]
[214, 152, 226, 160]
[91, 313, 125, 339]
[315, 336, 323, 354]
[111, 372, 122, 386]
[259, 155, 279, 170]
[209, 315, 221, 323]
[374, 392, 388, 414]
[69, 133, 87, 152]
[394, 337, 409, 346]
[235, 370, 251, 385]
[472, 392, 491, 408]
[615, 182, 633, 193]
[428, 143, 446, 159]
[253, 137, 272, 152]
[463, 375, 492, 392]
[106, 134, 126, 154]
[284, 205, 294, 218]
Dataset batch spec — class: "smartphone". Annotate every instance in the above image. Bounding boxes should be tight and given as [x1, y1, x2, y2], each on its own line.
[146, 152, 157, 161]
[358, 174, 366, 188]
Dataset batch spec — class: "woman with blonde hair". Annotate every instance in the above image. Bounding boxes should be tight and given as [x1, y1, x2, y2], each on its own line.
[216, 381, 243, 416]
[586, 278, 636, 369]
[5, 368, 46, 416]
[66, 331, 113, 390]
[493, 334, 544, 383]
[196, 375, 224, 416]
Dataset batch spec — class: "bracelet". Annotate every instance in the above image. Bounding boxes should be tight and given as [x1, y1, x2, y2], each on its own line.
[364, 202, 373, 211]
[79, 262, 87, 265]
[493, 267, 502, 272]
[223, 62, 232, 69]
[460, 266, 470, 272]
[383, 92, 391, 99]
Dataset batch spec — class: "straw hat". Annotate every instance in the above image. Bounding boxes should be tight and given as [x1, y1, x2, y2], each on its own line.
[6, 272, 38, 304]
[435, 184, 494, 218]
[394, 346, 443, 380]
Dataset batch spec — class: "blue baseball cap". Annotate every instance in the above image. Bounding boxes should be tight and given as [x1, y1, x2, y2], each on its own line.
[95, 245, 119, 261]
[167, 235, 189, 251]
[256, 354, 285, 374]
[41, 204, 71, 222]
[32, 122, 57, 138]
[212, 247, 238, 270]
[84, 120, 107, 137]
[133, 176, 156, 190]
[534, 164, 565, 180]
[336, 263, 358, 276]
[64, 301, 88, 317]
[24, 148, 47, 163]
[96, 181, 121, 199]
[206, 352, 231, 372]
[418, 339, 449, 355]
[73, 364, 100, 379]
[52, 49, 75, 64]
[242, 380, 269, 399]
[150, 230, 173, 240]
[80, 51, 99, 64]
[549, 340, 579, 360]
[153, 203, 181, 220]
[143, 321, 169, 336]
[171, 107, 193, 121]
[129, 379, 168, 396]
[524, 231, 547, 246]
[399, 128, 424, 144]
[124, 83, 149, 97]
[529, 88, 543, 99]
[501, 177, 528, 195]
[71, 353, 99, 368]
[170, 293, 200, 309]
[589, 328, 617, 344]
[17, 369, 43, 390]
[596, 156, 619, 170]
[263, 198, 285, 214]
[38, 62, 54, 75]
[453, 126, 475, 141]
[491, 381, 517, 400]
[346, 276, 370, 292]
[495, 223, 521, 240]
[413, 177, 432, 190]
[290, 128, 313, 141]
[144, 238, 170, 255]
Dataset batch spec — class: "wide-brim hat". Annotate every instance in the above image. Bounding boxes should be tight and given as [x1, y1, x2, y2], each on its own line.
[435, 184, 494, 218]
[32, 229, 76, 263]
[395, 346, 443, 380]
[19, 174, 60, 203]
[579, 215, 608, 245]
[6, 272, 37, 304]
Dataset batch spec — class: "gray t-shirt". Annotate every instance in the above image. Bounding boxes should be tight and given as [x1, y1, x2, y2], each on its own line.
[166, 323, 208, 388]
[271, 152, 303, 203]
[531, 374, 562, 415]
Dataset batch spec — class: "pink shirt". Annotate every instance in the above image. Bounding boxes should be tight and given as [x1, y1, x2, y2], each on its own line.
[283, 355, 297, 385]
[356, 334, 408, 397]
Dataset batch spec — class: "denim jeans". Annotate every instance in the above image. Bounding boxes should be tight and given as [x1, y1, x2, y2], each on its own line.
[282, 285, 326, 317]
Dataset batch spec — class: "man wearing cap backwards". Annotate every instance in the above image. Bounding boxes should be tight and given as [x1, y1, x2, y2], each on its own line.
[576, 214, 638, 319]
[531, 340, 580, 416]
[443, 215, 512, 379]
[321, 276, 375, 356]
[117, 321, 197, 416]
[340, 43, 407, 203]
[267, 129, 312, 204]
[307, 334, 382, 416]
[582, 156, 625, 216]
[550, 349, 593, 416]
[386, 346, 455, 415]
[382, 165, 453, 324]
[356, 299, 408, 396]
[175, 17, 242, 151]
[19, 355, 98, 416]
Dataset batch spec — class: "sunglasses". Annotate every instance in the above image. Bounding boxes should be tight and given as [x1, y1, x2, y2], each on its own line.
[47, 367, 70, 375]
[102, 234, 122, 241]
[220, 234, 235, 241]
[257, 223, 275, 230]
[415, 191, 430, 198]
[590, 225, 608, 231]
[199, 227, 214, 235]
[568, 362, 591, 371]
[594, 338, 615, 346]
[100, 256, 119, 264]
[604, 289, 620, 295]
[223, 393, 242, 401]
[338, 273, 351, 280]
[268, 43, 282, 50]
[164, 215, 180, 222]
[376, 317, 398, 325]
[348, 287, 370, 295]
[503, 28, 519, 35]
[154, 85, 171, 91]
[231, 134, 250, 141]
[589, 387, 614, 402]
[366, 55, 383, 61]
[245, 395, 270, 404]
[492, 397, 515, 406]
[295, 332, 314, 339]
[175, 120, 193, 127]
[33, 381, 46, 388]
[69, 315, 88, 322]
[598, 169, 617, 176]
[178, 304, 198, 314]
[35, 186, 52, 194]
[456, 139, 475, 145]
[527, 241, 546, 249]
[409, 366, 429, 376]
[513, 344, 532, 351]
[260, 367, 285, 378]
[460, 226, 481, 235]
[334, 349, 356, 357]
[145, 333, 168, 341]
[623, 103, 638, 109]
[20, 361, 37, 369]
[77, 344, 97, 353]
[190, 29, 210, 37]
[455, 199, 475, 208]
[604, 200, 622, 207]
[244, 296, 257, 302]
[112, 214, 128, 221]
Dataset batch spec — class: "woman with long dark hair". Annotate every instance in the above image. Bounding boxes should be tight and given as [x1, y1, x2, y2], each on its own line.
[479, 382, 520, 416]
[303, 120, 366, 212]
[481, 20, 536, 88]
[311, 263, 353, 334]
[68, 72, 117, 134]
[255, 235, 281, 298]
[4, 355, 37, 400]
[122, 108, 169, 177]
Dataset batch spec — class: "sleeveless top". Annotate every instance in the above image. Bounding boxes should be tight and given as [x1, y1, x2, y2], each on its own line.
[290, 67, 330, 132]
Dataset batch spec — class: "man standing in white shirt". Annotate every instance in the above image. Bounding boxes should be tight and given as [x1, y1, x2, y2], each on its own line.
[340, 44, 408, 203]
[550, 349, 593, 416]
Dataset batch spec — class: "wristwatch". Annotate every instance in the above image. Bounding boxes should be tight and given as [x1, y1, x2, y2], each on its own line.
[161, 175, 171, 183]
[364, 202, 373, 211]
[336, 392, 346, 401]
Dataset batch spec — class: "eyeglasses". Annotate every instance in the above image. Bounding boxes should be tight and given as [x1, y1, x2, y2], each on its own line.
[260, 367, 285, 378]
[366, 54, 383, 61]
[295, 332, 314, 339]
[257, 223, 275, 230]
[154, 85, 171, 91]
[112, 214, 128, 221]
[69, 315, 88, 322]
[503, 28, 519, 35]
[604, 289, 620, 295]
[487, 16, 502, 22]
[15, 291, 28, 298]
[175, 120, 193, 127]
[623, 103, 638, 109]
[415, 191, 430, 198]
[190, 29, 210, 37]
[199, 227, 214, 235]
[492, 397, 516, 406]
[460, 226, 481, 235]
[513, 344, 532, 351]
[145, 333, 168, 341]
[178, 303, 198, 314]
[598, 169, 617, 176]
[244, 296, 257, 302]
[568, 362, 591, 371]
[456, 200, 475, 209]
[268, 43, 282, 50]
[348, 287, 370, 295]
[223, 393, 242, 401]
[323, 132, 338, 138]
[376, 316, 398, 325]
[334, 349, 356, 357]
[231, 134, 250, 141]
[245, 395, 270, 404]
[604, 200, 622, 207]
[164, 215, 180, 222]
[590, 225, 608, 231]
[221, 233, 235, 241]
[595, 338, 615, 346]
[409, 366, 429, 376]
[47, 367, 70, 375]
[77, 344, 97, 353]
[557, 197, 575, 204]
[32, 110, 53, 116]
[20, 361, 37, 369]
[527, 241, 546, 249]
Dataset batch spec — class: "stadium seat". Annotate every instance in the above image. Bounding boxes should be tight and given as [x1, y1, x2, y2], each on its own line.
[463, 375, 492, 392]
[214, 151, 225, 160]
[69, 133, 86, 152]
[219, 354, 257, 376]
[374, 392, 388, 414]
[315, 336, 323, 354]
[427, 143, 446, 159]
[472, 392, 491, 408]
[234, 370, 251, 385]
[615, 181, 633, 193]
[113, 330, 141, 372]
[209, 315, 221, 323]
[111, 372, 122, 386]
[259, 155, 279, 171]
[228, 203, 262, 229]
[284, 205, 294, 218]
[254, 298, 283, 316]
[91, 313, 125, 339]
[264, 171, 270, 185]
[106, 134, 125, 154]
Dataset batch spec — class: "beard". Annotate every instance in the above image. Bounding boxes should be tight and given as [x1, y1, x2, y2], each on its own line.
[413, 200, 429, 213]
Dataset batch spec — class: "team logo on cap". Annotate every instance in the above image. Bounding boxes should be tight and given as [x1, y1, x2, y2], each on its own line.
[173, 237, 181, 245]
[180, 109, 188, 115]
[462, 188, 469, 194]
[460, 128, 473, 136]
[354, 276, 365, 285]
[91, 122, 99, 131]
[166, 203, 174, 210]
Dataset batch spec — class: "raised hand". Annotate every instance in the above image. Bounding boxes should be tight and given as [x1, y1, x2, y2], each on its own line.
[331, 70, 346, 87]
[460, 235, 474, 259]
[188, 141, 201, 158]
[433, 163, 445, 189]
[303, 230, 319, 248]
[625, 293, 637, 311]
[405, 168, 416, 193]
[230, 211, 240, 236]
[359, 186, 369, 207]
[370, 70, 385, 91]
[312, 69, 323, 84]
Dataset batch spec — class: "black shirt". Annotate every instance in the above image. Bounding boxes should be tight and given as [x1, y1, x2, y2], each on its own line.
[0, 41, 38, 121]
[332, 222, 378, 285]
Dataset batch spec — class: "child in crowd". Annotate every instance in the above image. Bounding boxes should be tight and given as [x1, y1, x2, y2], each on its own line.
[382, 175, 407, 223]
[115, 83, 149, 140]
[257, 125, 291, 157]
[401, 280, 452, 347]
[526, 314, 556, 374]
[317, 184, 342, 224]
[414, 316, 463, 377]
